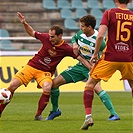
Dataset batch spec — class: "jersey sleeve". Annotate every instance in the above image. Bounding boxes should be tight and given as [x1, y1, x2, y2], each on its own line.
[35, 31, 49, 42]
[71, 30, 82, 44]
[71, 33, 78, 44]
[65, 43, 79, 59]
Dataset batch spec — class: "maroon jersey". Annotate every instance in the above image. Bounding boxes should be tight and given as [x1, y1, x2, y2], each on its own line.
[27, 32, 78, 74]
[101, 8, 133, 62]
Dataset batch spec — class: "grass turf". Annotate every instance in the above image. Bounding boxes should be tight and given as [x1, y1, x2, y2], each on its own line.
[0, 92, 132, 133]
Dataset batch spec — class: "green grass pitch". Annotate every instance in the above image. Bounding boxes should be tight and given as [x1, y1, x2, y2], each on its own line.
[0, 92, 132, 133]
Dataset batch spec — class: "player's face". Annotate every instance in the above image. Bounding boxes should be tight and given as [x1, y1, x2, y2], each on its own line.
[80, 22, 91, 35]
[49, 30, 61, 45]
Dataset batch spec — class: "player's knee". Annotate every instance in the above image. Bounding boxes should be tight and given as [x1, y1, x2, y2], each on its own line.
[85, 83, 94, 90]
[42, 82, 52, 93]
[8, 78, 21, 92]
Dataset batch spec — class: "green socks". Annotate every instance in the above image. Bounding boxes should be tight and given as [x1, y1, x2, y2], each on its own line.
[98, 90, 118, 116]
[51, 88, 60, 112]
[50, 89, 118, 116]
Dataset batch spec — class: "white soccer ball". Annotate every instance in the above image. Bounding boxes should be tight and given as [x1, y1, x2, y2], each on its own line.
[0, 88, 12, 104]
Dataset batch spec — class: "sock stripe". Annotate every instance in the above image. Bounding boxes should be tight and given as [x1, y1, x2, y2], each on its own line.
[43, 92, 50, 95]
[85, 87, 93, 91]
[98, 90, 106, 97]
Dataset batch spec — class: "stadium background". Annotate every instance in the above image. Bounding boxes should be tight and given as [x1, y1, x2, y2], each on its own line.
[0, 0, 132, 92]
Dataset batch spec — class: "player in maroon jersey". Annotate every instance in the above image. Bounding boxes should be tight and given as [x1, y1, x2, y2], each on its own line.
[80, 0, 133, 130]
[0, 12, 91, 119]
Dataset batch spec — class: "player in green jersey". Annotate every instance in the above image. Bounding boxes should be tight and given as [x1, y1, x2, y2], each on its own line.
[45, 15, 120, 124]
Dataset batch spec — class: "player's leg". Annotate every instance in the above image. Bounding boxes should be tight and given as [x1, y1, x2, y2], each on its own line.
[121, 62, 133, 97]
[81, 60, 129, 129]
[46, 64, 86, 120]
[51, 88, 60, 112]
[127, 80, 133, 97]
[46, 88, 61, 119]
[0, 78, 21, 117]
[94, 83, 120, 120]
[81, 76, 100, 130]
[45, 74, 66, 120]
[35, 72, 52, 121]
[0, 65, 31, 117]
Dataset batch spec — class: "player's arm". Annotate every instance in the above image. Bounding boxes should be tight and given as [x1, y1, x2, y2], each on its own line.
[90, 25, 107, 63]
[77, 55, 92, 70]
[72, 33, 79, 55]
[17, 12, 35, 38]
[66, 44, 92, 70]
[95, 25, 107, 54]
[72, 43, 79, 56]
[99, 39, 106, 52]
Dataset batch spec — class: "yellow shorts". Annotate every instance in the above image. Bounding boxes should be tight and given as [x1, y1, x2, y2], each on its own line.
[14, 65, 52, 88]
[91, 59, 133, 81]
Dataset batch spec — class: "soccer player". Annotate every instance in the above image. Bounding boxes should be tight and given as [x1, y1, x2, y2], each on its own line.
[46, 15, 120, 123]
[81, 0, 133, 130]
[0, 12, 91, 119]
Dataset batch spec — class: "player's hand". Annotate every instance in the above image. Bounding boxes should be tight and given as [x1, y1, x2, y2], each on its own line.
[90, 54, 98, 64]
[17, 12, 26, 24]
[73, 43, 79, 55]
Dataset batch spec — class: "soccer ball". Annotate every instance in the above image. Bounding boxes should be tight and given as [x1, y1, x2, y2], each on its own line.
[0, 88, 12, 104]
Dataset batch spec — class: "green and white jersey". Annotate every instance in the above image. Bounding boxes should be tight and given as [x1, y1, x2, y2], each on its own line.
[72, 30, 106, 62]
[61, 30, 106, 83]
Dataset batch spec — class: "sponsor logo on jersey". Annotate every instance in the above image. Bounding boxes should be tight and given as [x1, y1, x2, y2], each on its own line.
[80, 46, 91, 55]
[48, 48, 57, 56]
[115, 42, 129, 52]
[44, 57, 51, 64]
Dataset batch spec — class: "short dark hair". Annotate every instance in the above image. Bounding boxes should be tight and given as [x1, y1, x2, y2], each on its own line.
[80, 14, 96, 29]
[50, 25, 63, 35]
[118, 0, 130, 4]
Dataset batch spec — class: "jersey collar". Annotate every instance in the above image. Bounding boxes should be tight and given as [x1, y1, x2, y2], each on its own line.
[54, 40, 65, 47]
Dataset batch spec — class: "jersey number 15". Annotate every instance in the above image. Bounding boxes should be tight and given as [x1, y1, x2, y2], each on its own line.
[116, 20, 132, 42]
